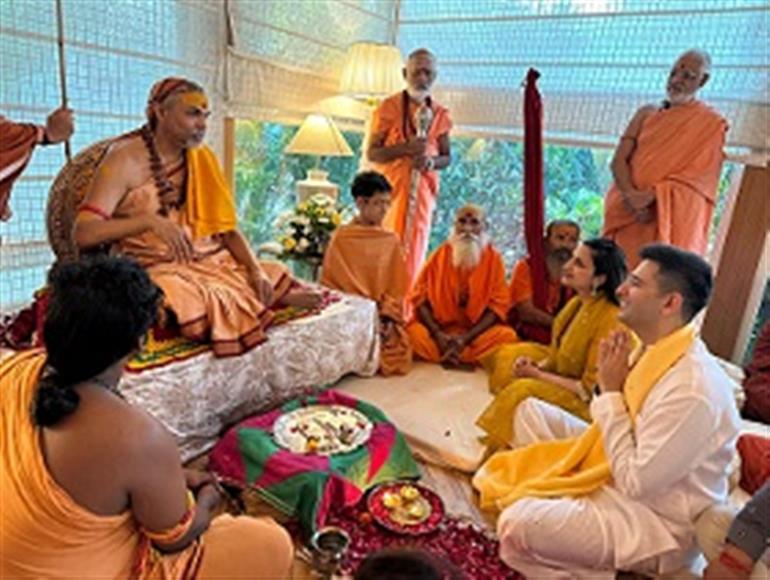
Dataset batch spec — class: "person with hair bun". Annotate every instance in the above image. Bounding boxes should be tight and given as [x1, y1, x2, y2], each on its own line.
[478, 238, 635, 449]
[0, 256, 293, 579]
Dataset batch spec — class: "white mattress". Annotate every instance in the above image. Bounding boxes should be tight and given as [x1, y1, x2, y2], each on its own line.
[118, 293, 379, 460]
[338, 362, 493, 473]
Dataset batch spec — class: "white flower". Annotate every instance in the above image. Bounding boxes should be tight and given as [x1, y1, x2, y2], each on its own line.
[318, 216, 329, 224]
[295, 215, 310, 226]
[297, 237, 310, 250]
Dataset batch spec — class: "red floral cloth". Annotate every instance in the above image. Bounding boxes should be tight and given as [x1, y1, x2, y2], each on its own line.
[743, 321, 770, 424]
[737, 434, 770, 495]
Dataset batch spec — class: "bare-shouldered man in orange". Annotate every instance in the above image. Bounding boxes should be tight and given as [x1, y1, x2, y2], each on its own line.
[407, 204, 518, 368]
[367, 48, 452, 284]
[1, 257, 292, 579]
[73, 78, 320, 357]
[603, 49, 727, 269]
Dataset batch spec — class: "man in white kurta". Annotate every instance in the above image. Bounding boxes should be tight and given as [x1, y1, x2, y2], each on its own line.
[486, 244, 741, 578]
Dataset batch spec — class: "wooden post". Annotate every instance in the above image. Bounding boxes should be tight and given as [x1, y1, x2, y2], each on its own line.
[224, 117, 236, 192]
[702, 165, 770, 361]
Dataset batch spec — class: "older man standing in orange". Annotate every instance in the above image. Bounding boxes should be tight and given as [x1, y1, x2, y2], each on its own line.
[407, 204, 517, 368]
[603, 49, 727, 269]
[368, 48, 452, 284]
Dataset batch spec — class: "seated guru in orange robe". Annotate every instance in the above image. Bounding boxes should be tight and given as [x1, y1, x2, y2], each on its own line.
[74, 78, 321, 357]
[603, 50, 727, 269]
[321, 171, 412, 376]
[407, 204, 518, 367]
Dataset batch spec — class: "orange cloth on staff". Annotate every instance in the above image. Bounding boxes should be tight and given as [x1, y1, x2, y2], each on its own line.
[0, 116, 42, 218]
[603, 100, 727, 268]
[371, 92, 453, 283]
[97, 149, 292, 358]
[321, 222, 412, 375]
[407, 242, 518, 364]
[0, 350, 294, 579]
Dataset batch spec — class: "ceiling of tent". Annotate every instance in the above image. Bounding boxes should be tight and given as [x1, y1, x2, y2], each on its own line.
[227, 0, 768, 156]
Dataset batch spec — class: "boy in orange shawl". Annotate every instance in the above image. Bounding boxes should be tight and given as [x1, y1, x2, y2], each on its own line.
[74, 77, 320, 357]
[1, 108, 74, 221]
[407, 204, 518, 368]
[603, 49, 728, 269]
[321, 171, 412, 375]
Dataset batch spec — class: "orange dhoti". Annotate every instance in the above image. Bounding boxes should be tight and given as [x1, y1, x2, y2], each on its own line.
[321, 223, 412, 375]
[407, 320, 517, 364]
[86, 145, 294, 357]
[371, 92, 453, 283]
[603, 100, 727, 269]
[408, 242, 518, 365]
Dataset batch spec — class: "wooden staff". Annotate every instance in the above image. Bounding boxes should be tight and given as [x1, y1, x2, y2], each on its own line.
[55, 0, 71, 161]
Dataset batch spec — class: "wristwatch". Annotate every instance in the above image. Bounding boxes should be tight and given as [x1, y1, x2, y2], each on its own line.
[425, 157, 435, 171]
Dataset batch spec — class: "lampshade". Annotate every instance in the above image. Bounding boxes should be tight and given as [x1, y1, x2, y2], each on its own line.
[340, 42, 404, 100]
[284, 114, 353, 157]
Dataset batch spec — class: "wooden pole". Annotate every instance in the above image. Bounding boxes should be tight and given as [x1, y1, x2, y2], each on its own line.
[702, 165, 770, 361]
[55, 0, 72, 161]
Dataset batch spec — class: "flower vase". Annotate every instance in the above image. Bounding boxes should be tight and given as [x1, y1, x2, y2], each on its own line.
[291, 257, 322, 282]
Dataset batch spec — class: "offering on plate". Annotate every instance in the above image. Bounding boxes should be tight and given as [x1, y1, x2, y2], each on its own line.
[273, 405, 373, 455]
[367, 482, 445, 535]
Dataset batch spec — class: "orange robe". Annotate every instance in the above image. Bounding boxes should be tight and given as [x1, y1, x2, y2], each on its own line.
[407, 242, 518, 364]
[603, 100, 727, 269]
[508, 257, 572, 344]
[97, 146, 293, 357]
[321, 222, 412, 375]
[371, 92, 453, 283]
[0, 116, 43, 218]
[0, 350, 294, 579]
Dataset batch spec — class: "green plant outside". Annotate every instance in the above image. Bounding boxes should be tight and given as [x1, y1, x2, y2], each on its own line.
[235, 120, 736, 271]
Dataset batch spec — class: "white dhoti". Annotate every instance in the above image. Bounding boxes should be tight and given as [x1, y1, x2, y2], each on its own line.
[498, 399, 690, 579]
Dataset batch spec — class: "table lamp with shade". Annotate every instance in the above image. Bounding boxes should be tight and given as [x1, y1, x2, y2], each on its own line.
[284, 113, 353, 202]
[339, 42, 403, 170]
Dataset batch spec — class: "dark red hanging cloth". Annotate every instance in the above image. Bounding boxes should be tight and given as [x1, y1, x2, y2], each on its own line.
[511, 68, 551, 345]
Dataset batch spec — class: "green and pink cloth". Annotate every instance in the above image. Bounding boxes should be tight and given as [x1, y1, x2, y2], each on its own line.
[209, 390, 419, 535]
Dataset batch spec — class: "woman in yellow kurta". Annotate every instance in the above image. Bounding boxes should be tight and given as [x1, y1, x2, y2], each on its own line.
[478, 239, 633, 448]
[1, 257, 293, 579]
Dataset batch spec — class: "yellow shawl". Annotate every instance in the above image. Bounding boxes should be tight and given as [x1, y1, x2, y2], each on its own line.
[473, 324, 696, 510]
[185, 145, 237, 239]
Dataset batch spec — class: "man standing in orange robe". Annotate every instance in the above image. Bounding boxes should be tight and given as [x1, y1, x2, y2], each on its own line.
[321, 171, 412, 376]
[367, 48, 453, 284]
[603, 49, 727, 269]
[407, 204, 518, 367]
[1, 108, 74, 221]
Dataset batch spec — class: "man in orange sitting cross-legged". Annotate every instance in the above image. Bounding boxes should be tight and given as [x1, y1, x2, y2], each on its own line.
[406, 204, 518, 368]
